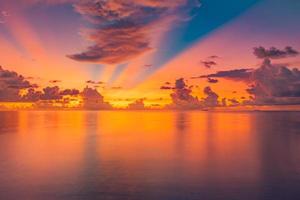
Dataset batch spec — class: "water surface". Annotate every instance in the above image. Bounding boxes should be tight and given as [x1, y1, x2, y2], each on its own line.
[0, 111, 300, 200]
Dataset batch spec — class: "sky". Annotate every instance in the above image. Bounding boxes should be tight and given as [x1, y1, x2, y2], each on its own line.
[0, 0, 300, 109]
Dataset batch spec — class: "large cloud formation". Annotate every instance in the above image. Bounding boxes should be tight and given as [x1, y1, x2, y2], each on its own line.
[68, 0, 199, 64]
[0, 65, 81, 103]
[0, 66, 37, 101]
[203, 86, 219, 107]
[81, 86, 112, 109]
[167, 78, 202, 109]
[247, 59, 300, 105]
[166, 78, 220, 109]
[197, 46, 300, 105]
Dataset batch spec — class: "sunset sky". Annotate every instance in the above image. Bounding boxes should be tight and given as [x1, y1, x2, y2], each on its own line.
[0, 0, 300, 109]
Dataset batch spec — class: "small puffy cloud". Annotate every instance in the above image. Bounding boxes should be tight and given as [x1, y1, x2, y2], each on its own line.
[208, 55, 219, 59]
[207, 77, 218, 83]
[253, 46, 299, 59]
[201, 60, 217, 68]
[68, 0, 199, 64]
[192, 68, 253, 81]
[228, 98, 239, 106]
[86, 80, 105, 85]
[160, 86, 174, 90]
[86, 80, 94, 84]
[49, 80, 61, 84]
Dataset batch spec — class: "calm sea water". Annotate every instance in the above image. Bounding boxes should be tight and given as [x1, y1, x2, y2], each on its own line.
[0, 111, 300, 200]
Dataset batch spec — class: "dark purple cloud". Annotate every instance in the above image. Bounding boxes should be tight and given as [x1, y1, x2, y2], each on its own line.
[22, 88, 42, 102]
[0, 66, 37, 101]
[203, 86, 219, 107]
[86, 80, 105, 85]
[192, 68, 253, 81]
[60, 89, 80, 96]
[160, 86, 174, 90]
[128, 99, 145, 110]
[68, 0, 200, 64]
[208, 55, 219, 59]
[49, 80, 61, 84]
[166, 78, 201, 109]
[41, 86, 62, 100]
[246, 59, 300, 105]
[81, 87, 112, 109]
[207, 77, 218, 83]
[163, 78, 221, 109]
[228, 98, 239, 106]
[201, 60, 217, 68]
[253, 46, 299, 59]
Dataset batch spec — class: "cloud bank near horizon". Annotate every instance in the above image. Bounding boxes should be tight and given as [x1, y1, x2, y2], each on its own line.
[1, 45, 300, 109]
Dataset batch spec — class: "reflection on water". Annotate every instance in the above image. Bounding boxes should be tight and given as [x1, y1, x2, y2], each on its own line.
[0, 111, 299, 200]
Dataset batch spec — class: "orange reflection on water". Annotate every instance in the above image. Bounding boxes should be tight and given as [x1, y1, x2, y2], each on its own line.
[0, 111, 300, 199]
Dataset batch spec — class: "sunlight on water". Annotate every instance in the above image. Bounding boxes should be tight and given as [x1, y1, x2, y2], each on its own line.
[0, 111, 300, 200]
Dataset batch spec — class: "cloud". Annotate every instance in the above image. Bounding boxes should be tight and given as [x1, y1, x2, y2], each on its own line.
[208, 55, 219, 59]
[164, 78, 221, 109]
[160, 86, 174, 90]
[49, 80, 61, 84]
[0, 66, 37, 101]
[166, 78, 202, 109]
[192, 68, 253, 81]
[203, 86, 219, 107]
[228, 98, 239, 106]
[246, 58, 300, 105]
[41, 86, 63, 100]
[60, 89, 80, 96]
[207, 77, 218, 83]
[22, 88, 43, 102]
[68, 0, 199, 64]
[81, 86, 112, 109]
[86, 80, 104, 85]
[128, 99, 145, 110]
[0, 65, 82, 103]
[253, 46, 299, 59]
[201, 60, 217, 68]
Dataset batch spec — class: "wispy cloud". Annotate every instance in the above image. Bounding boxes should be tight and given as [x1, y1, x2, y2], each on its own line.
[192, 68, 253, 81]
